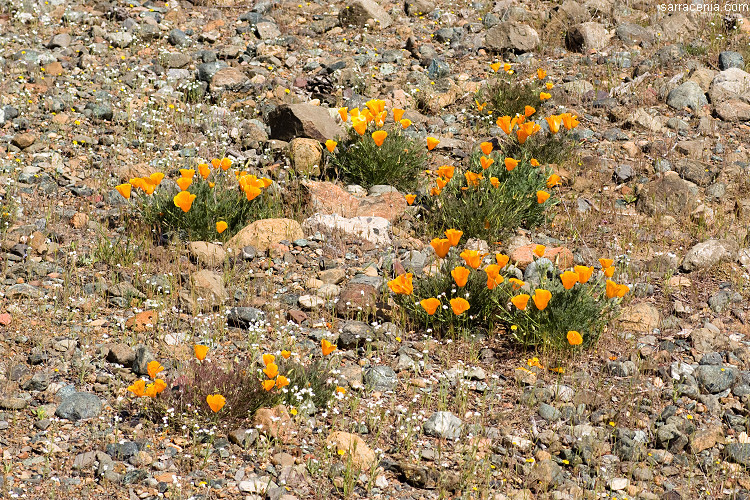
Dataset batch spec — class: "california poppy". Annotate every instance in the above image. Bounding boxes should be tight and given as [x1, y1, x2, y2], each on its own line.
[511, 294, 530, 310]
[503, 63, 512, 72]
[490, 177, 499, 188]
[450, 297, 470, 315]
[436, 165, 455, 179]
[537, 191, 550, 203]
[567, 330, 583, 346]
[366, 99, 385, 114]
[150, 378, 167, 395]
[508, 277, 525, 290]
[495, 253, 510, 268]
[426, 137, 440, 150]
[262, 353, 275, 367]
[560, 113, 579, 130]
[176, 177, 193, 191]
[480, 156, 494, 170]
[430, 186, 442, 196]
[517, 121, 540, 144]
[604, 266, 615, 278]
[281, 350, 291, 359]
[149, 172, 165, 185]
[372, 130, 387, 147]
[116, 183, 132, 199]
[338, 107, 348, 122]
[496, 115, 513, 135]
[325, 140, 337, 153]
[180, 169, 195, 179]
[534, 245, 546, 258]
[400, 118, 412, 129]
[405, 194, 416, 205]
[540, 92, 551, 101]
[546, 173, 561, 188]
[388, 273, 413, 295]
[262, 379, 275, 391]
[147, 360, 164, 379]
[276, 375, 290, 389]
[574, 265, 593, 284]
[128, 379, 146, 398]
[173, 191, 197, 212]
[194, 345, 208, 361]
[606, 280, 628, 298]
[206, 394, 226, 412]
[490, 62, 502, 72]
[352, 117, 367, 135]
[220, 158, 232, 170]
[480, 142, 493, 155]
[430, 238, 451, 258]
[546, 82, 554, 90]
[475, 100, 487, 112]
[211, 158, 221, 169]
[485, 264, 503, 289]
[465, 171, 483, 187]
[545, 115, 561, 134]
[599, 258, 614, 269]
[263, 362, 279, 379]
[460, 249, 483, 269]
[436, 177, 448, 189]
[537, 68, 547, 80]
[198, 163, 211, 179]
[532, 289, 552, 310]
[530, 158, 540, 167]
[504, 157, 518, 171]
[393, 108, 405, 122]
[445, 229, 462, 247]
[420, 298, 441, 315]
[322, 339, 337, 356]
[524, 106, 536, 118]
[349, 107, 360, 118]
[560, 270, 579, 290]
[451, 266, 470, 287]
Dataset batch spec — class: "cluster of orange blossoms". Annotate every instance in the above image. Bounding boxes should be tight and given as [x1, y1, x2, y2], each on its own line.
[127, 360, 167, 398]
[261, 353, 290, 392]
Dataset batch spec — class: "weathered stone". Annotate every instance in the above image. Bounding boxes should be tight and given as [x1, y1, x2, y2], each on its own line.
[618, 303, 660, 332]
[268, 104, 343, 142]
[326, 432, 376, 469]
[484, 22, 539, 53]
[566, 22, 610, 52]
[55, 393, 102, 421]
[210, 67, 249, 92]
[303, 214, 391, 246]
[681, 239, 739, 272]
[188, 242, 227, 267]
[189, 270, 228, 309]
[289, 138, 323, 176]
[635, 171, 698, 216]
[339, 0, 393, 29]
[227, 219, 304, 252]
[423, 411, 463, 439]
[667, 81, 708, 112]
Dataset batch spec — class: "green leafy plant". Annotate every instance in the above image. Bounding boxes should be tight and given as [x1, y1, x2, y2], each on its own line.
[476, 65, 544, 119]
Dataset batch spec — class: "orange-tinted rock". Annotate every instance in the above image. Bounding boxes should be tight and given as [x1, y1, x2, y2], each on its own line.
[511, 244, 574, 270]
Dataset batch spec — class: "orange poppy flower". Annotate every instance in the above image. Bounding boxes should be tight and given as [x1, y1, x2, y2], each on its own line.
[436, 165, 455, 179]
[574, 265, 594, 283]
[480, 142, 493, 155]
[338, 107, 348, 122]
[490, 62, 502, 72]
[372, 130, 387, 147]
[180, 168, 195, 179]
[480, 156, 494, 170]
[216, 221, 228, 234]
[524, 106, 536, 117]
[475, 100, 487, 112]
[115, 183, 132, 199]
[128, 379, 146, 398]
[534, 245, 546, 258]
[426, 137, 440, 150]
[147, 361, 164, 379]
[262, 379, 276, 391]
[352, 117, 367, 135]
[393, 108, 405, 122]
[149, 172, 165, 185]
[546, 173, 561, 188]
[405, 194, 416, 205]
[495, 253, 510, 268]
[281, 350, 291, 359]
[503, 63, 512, 72]
[262, 353, 276, 366]
[450, 297, 470, 315]
[206, 394, 226, 412]
[263, 362, 279, 379]
[606, 280, 628, 298]
[537, 191, 550, 203]
[388, 273, 413, 295]
[400, 118, 412, 129]
[198, 163, 211, 179]
[485, 264, 504, 289]
[150, 378, 167, 395]
[445, 229, 463, 247]
[537, 68, 547, 80]
[220, 158, 232, 170]
[604, 266, 615, 278]
[430, 186, 442, 196]
[176, 177, 193, 191]
[508, 277, 525, 290]
[420, 298, 441, 315]
[173, 191, 197, 212]
[511, 294, 530, 310]
[460, 249, 483, 269]
[490, 177, 500, 188]
[194, 345, 208, 361]
[530, 159, 540, 167]
[532, 289, 552, 310]
[516, 121, 540, 144]
[561, 113, 579, 130]
[322, 339, 337, 356]
[496, 115, 513, 135]
[540, 92, 551, 101]
[465, 171, 482, 187]
[349, 107, 360, 118]
[504, 157, 518, 171]
[567, 330, 583, 346]
[365, 99, 385, 114]
[325, 140, 337, 153]
[431, 238, 451, 258]
[211, 158, 221, 169]
[599, 258, 614, 269]
[560, 270, 579, 290]
[546, 82, 554, 90]
[451, 266, 470, 287]
[276, 375, 290, 389]
[436, 177, 448, 189]
[545, 115, 562, 134]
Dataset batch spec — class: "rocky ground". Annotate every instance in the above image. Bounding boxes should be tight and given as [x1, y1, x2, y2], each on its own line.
[3, 0, 750, 498]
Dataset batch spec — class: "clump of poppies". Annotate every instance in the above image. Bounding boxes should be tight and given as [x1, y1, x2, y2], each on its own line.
[118, 158, 281, 241]
[325, 99, 426, 192]
[389, 233, 626, 348]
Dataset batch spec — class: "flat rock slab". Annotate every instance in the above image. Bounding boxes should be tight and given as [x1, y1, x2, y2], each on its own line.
[55, 392, 102, 421]
[268, 104, 343, 142]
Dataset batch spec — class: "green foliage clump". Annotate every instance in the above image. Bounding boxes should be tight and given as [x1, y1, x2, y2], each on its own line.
[476, 68, 544, 119]
[327, 125, 426, 192]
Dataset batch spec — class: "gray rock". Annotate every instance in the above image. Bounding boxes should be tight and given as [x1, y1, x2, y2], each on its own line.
[107, 32, 133, 48]
[615, 23, 653, 46]
[168, 29, 188, 46]
[423, 411, 463, 439]
[227, 307, 264, 328]
[719, 51, 744, 70]
[363, 365, 398, 391]
[427, 59, 450, 80]
[228, 428, 258, 447]
[339, 0, 393, 29]
[708, 289, 742, 313]
[566, 22, 610, 53]
[667, 81, 708, 112]
[197, 61, 228, 83]
[256, 21, 281, 39]
[0, 397, 28, 410]
[725, 443, 750, 467]
[681, 239, 739, 272]
[106, 441, 139, 459]
[55, 393, 102, 421]
[107, 343, 135, 366]
[613, 164, 635, 183]
[338, 321, 376, 349]
[48, 33, 72, 49]
[709, 68, 750, 105]
[606, 360, 637, 377]
[538, 403, 561, 421]
[404, 0, 434, 15]
[715, 99, 750, 122]
[22, 372, 50, 391]
[268, 104, 343, 143]
[484, 22, 540, 53]
[695, 365, 737, 394]
[5, 283, 41, 299]
[132, 345, 156, 376]
[675, 158, 717, 187]
[635, 171, 698, 216]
